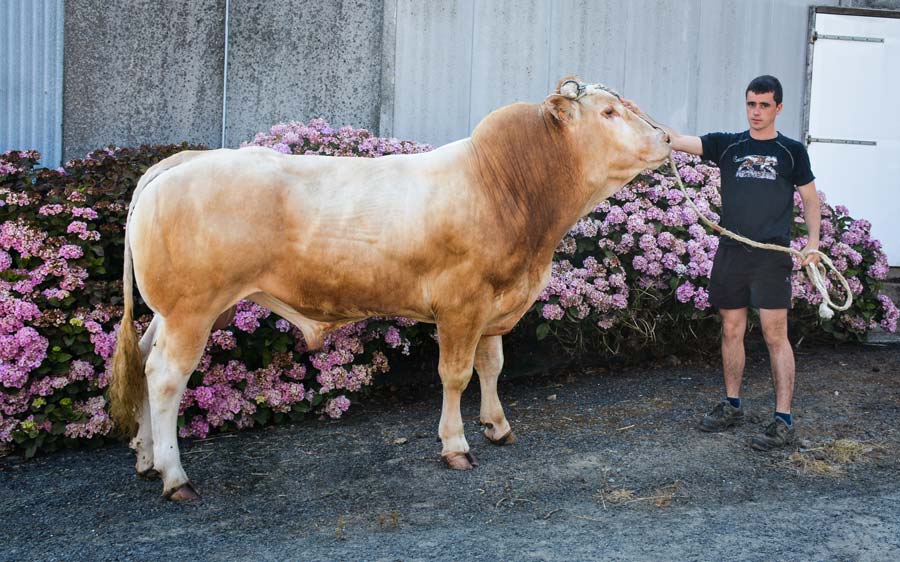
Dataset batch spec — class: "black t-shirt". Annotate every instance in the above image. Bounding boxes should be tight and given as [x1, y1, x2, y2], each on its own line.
[700, 131, 815, 246]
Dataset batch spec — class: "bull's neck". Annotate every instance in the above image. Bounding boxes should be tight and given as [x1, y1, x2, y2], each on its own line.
[465, 123, 598, 262]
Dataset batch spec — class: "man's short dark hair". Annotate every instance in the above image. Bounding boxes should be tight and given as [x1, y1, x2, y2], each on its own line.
[746, 75, 783, 105]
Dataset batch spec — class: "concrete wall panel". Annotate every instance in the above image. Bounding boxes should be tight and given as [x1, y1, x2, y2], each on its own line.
[224, 0, 384, 146]
[63, 0, 225, 161]
[48, 0, 900, 161]
[840, 0, 900, 8]
[693, 0, 839, 140]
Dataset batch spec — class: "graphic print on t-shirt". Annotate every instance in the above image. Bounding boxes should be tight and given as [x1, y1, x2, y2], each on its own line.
[733, 154, 778, 180]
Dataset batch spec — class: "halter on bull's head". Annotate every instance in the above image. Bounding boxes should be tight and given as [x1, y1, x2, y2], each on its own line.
[542, 76, 671, 191]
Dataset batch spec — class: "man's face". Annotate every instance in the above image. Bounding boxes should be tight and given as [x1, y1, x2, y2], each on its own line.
[745, 90, 782, 131]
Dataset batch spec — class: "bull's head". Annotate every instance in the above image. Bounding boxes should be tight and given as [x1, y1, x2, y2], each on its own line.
[542, 76, 671, 194]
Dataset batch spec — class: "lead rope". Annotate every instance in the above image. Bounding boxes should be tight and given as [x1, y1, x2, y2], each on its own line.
[666, 154, 852, 318]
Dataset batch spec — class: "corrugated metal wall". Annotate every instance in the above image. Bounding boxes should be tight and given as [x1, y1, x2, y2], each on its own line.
[0, 0, 64, 167]
[386, 0, 843, 147]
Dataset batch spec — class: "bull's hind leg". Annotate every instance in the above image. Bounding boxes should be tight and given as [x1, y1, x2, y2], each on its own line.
[475, 335, 515, 445]
[435, 320, 482, 470]
[131, 314, 161, 478]
[145, 314, 211, 501]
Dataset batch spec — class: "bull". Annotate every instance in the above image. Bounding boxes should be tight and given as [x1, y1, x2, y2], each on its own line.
[109, 77, 671, 500]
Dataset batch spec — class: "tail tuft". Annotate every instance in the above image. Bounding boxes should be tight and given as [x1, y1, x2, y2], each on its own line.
[108, 306, 145, 437]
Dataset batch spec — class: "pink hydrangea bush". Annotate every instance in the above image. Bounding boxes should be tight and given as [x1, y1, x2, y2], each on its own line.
[0, 145, 203, 456]
[0, 128, 433, 455]
[790, 198, 897, 338]
[174, 308, 408, 439]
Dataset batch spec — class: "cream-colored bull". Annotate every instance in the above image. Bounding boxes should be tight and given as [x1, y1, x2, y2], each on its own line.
[110, 77, 671, 500]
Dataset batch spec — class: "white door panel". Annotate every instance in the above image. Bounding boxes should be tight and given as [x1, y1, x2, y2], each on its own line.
[808, 13, 900, 265]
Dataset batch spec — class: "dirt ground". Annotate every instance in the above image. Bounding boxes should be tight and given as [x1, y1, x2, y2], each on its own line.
[1, 340, 898, 562]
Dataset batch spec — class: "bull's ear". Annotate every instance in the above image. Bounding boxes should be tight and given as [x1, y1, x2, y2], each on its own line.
[544, 95, 575, 124]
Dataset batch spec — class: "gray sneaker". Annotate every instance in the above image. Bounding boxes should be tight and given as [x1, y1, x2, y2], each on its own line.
[750, 418, 796, 451]
[699, 400, 745, 433]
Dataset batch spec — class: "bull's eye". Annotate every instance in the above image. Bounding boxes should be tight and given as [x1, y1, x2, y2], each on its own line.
[603, 107, 616, 118]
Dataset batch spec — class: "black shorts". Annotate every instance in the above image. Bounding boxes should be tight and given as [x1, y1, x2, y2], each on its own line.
[708, 243, 793, 310]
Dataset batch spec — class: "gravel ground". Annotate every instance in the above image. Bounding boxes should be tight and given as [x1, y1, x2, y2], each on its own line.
[2, 342, 899, 562]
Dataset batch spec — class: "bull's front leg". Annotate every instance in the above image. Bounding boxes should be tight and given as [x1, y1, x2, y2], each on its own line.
[475, 335, 515, 445]
[435, 320, 482, 470]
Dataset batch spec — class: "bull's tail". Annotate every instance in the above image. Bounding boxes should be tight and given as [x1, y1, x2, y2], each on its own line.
[108, 150, 205, 437]
[108, 220, 144, 436]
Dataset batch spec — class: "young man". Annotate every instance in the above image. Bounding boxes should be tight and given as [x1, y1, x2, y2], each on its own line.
[626, 75, 821, 450]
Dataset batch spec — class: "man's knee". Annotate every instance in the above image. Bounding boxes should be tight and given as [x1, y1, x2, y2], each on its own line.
[722, 324, 745, 342]
[760, 310, 789, 346]
[720, 309, 747, 341]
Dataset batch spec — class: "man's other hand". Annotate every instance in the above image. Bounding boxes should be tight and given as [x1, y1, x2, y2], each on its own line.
[800, 245, 821, 267]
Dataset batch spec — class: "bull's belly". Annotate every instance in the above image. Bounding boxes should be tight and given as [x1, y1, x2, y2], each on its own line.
[257, 261, 552, 343]
[251, 274, 424, 352]
[257, 265, 434, 324]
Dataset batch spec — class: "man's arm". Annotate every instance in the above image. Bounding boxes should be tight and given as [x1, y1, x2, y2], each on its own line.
[797, 180, 821, 266]
[620, 99, 703, 155]
[668, 132, 703, 156]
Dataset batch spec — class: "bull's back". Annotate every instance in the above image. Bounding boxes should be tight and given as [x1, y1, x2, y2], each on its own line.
[129, 147, 479, 319]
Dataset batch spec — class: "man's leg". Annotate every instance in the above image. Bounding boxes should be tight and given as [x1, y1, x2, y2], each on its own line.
[699, 307, 748, 432]
[758, 308, 794, 414]
[721, 307, 749, 398]
[751, 307, 796, 451]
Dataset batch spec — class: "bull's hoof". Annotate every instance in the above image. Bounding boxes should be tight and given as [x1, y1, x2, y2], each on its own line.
[164, 481, 200, 502]
[138, 468, 160, 480]
[442, 451, 479, 470]
[485, 429, 517, 446]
